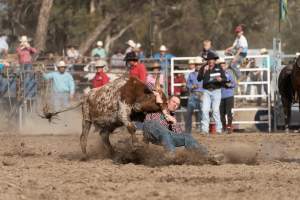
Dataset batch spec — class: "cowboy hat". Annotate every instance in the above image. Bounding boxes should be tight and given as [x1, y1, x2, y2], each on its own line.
[159, 45, 168, 51]
[205, 51, 219, 60]
[57, 61, 67, 68]
[124, 52, 139, 61]
[151, 62, 161, 70]
[188, 59, 195, 65]
[216, 58, 226, 64]
[95, 60, 107, 67]
[194, 57, 203, 64]
[97, 41, 103, 47]
[126, 40, 136, 48]
[260, 48, 268, 54]
[136, 43, 141, 48]
[19, 35, 31, 43]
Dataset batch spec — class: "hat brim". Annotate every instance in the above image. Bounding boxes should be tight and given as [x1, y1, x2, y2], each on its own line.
[95, 65, 105, 67]
[57, 65, 67, 68]
[205, 56, 219, 60]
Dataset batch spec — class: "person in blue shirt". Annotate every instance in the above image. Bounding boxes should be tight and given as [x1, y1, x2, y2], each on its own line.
[43, 61, 75, 111]
[219, 58, 236, 133]
[153, 45, 175, 70]
[185, 57, 204, 134]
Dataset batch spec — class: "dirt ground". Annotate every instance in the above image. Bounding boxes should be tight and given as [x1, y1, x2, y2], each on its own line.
[0, 130, 300, 200]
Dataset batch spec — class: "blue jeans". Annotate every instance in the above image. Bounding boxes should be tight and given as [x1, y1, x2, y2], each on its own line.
[185, 93, 202, 134]
[22, 64, 37, 98]
[52, 92, 70, 111]
[201, 89, 222, 133]
[230, 55, 245, 79]
[143, 121, 208, 155]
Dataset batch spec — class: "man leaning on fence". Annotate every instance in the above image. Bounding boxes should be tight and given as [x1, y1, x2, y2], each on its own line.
[43, 61, 75, 111]
[197, 51, 227, 134]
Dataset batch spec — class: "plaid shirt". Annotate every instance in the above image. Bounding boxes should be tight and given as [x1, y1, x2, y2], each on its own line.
[145, 112, 183, 134]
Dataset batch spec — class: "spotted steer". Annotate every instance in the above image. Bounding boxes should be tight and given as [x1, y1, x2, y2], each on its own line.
[80, 75, 166, 156]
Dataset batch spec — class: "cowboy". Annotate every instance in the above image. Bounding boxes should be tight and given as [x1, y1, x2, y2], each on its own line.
[143, 93, 224, 163]
[153, 45, 175, 70]
[133, 43, 145, 60]
[218, 58, 236, 134]
[125, 40, 136, 54]
[91, 60, 109, 88]
[43, 61, 75, 111]
[225, 25, 248, 79]
[185, 57, 204, 134]
[197, 51, 227, 134]
[124, 52, 147, 83]
[16, 35, 37, 71]
[146, 62, 164, 89]
[91, 41, 107, 59]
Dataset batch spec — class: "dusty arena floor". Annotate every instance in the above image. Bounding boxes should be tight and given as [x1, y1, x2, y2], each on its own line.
[0, 131, 300, 200]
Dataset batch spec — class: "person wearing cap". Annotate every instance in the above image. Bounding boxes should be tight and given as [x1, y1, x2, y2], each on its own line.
[43, 61, 75, 110]
[218, 58, 236, 134]
[225, 25, 248, 79]
[124, 52, 147, 83]
[91, 41, 107, 59]
[146, 62, 164, 89]
[125, 40, 136, 54]
[185, 57, 204, 134]
[153, 45, 175, 70]
[16, 35, 37, 70]
[91, 60, 110, 88]
[197, 51, 227, 134]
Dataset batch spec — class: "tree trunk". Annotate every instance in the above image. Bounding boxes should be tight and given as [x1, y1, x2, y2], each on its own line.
[78, 15, 114, 56]
[34, 0, 54, 52]
[90, 0, 96, 14]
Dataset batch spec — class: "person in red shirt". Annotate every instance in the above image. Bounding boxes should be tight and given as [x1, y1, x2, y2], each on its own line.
[91, 60, 109, 88]
[124, 52, 147, 82]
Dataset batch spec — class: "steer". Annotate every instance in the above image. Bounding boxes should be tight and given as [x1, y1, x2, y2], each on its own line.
[80, 75, 166, 156]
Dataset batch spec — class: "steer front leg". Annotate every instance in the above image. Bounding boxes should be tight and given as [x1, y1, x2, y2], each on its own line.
[118, 101, 138, 146]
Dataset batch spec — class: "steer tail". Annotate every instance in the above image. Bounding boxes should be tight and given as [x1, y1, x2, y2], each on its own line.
[39, 101, 83, 122]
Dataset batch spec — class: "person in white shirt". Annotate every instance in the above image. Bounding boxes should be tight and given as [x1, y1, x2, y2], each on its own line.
[225, 25, 248, 79]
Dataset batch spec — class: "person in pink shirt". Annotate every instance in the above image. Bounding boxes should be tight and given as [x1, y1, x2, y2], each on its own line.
[16, 35, 38, 99]
[16, 35, 37, 71]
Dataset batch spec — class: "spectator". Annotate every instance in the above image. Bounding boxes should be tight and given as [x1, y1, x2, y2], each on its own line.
[146, 62, 164, 89]
[225, 25, 248, 79]
[91, 41, 107, 59]
[66, 45, 80, 63]
[0, 33, 9, 59]
[197, 51, 226, 134]
[172, 66, 186, 96]
[16, 35, 37, 71]
[143, 94, 209, 158]
[260, 48, 273, 95]
[91, 60, 109, 89]
[110, 49, 126, 67]
[247, 58, 262, 105]
[218, 58, 236, 134]
[134, 43, 145, 60]
[124, 52, 147, 83]
[16, 35, 38, 99]
[153, 45, 175, 70]
[200, 40, 213, 59]
[43, 61, 75, 111]
[185, 57, 204, 134]
[125, 40, 136, 54]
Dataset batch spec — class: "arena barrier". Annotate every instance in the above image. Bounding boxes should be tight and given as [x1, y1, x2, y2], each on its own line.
[170, 55, 272, 133]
